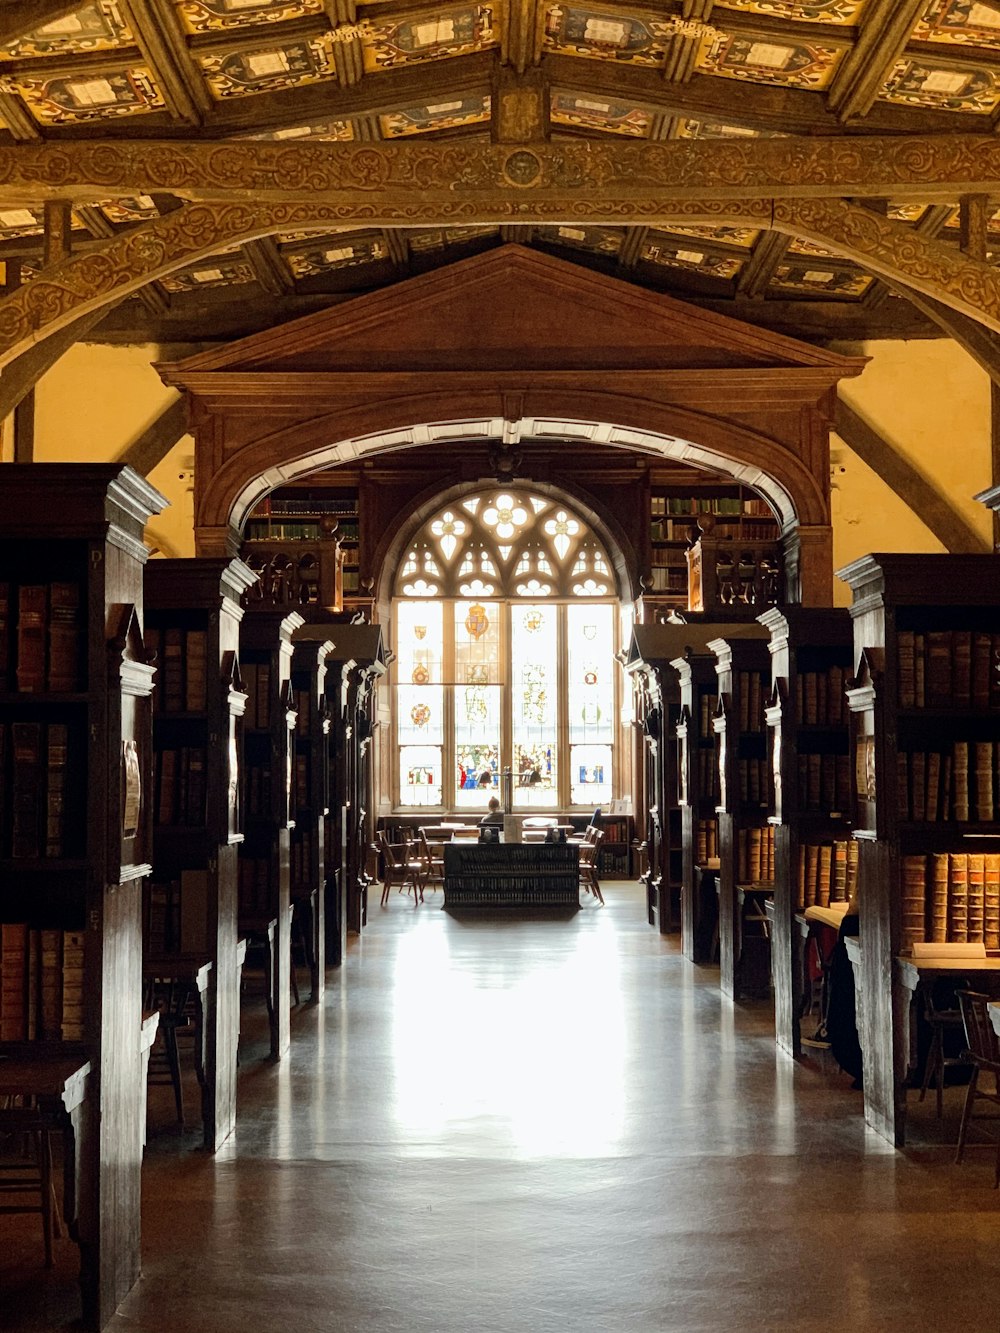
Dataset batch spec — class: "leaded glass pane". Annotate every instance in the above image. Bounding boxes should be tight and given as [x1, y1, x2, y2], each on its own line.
[567, 604, 614, 744]
[570, 743, 613, 805]
[396, 601, 442, 684]
[511, 603, 557, 808]
[396, 685, 443, 744]
[453, 600, 501, 807]
[399, 745, 442, 806]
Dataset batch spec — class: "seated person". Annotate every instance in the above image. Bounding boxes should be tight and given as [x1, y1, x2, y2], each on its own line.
[479, 796, 504, 827]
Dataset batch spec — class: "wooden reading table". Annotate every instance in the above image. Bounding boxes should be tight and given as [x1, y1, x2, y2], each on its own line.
[896, 953, 1000, 1085]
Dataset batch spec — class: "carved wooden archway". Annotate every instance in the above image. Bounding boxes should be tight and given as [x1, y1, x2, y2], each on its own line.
[157, 246, 866, 605]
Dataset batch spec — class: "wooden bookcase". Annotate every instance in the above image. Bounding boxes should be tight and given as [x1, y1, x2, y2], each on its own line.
[708, 630, 772, 1000]
[238, 608, 303, 1060]
[759, 606, 854, 1057]
[242, 484, 360, 612]
[143, 557, 255, 1149]
[647, 486, 780, 617]
[625, 621, 746, 934]
[624, 626, 684, 932]
[296, 624, 387, 964]
[0, 464, 165, 1328]
[289, 635, 335, 1002]
[674, 649, 723, 964]
[839, 553, 1000, 1146]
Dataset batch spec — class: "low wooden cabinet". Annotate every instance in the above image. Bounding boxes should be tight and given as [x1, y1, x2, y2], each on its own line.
[443, 843, 580, 911]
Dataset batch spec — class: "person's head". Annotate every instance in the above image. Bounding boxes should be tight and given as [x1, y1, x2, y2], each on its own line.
[488, 796, 500, 813]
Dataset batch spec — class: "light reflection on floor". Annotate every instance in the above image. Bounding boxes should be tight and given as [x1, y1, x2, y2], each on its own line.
[390, 909, 625, 1157]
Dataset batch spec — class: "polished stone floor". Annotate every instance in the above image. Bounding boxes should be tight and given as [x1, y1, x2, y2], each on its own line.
[5, 883, 1000, 1331]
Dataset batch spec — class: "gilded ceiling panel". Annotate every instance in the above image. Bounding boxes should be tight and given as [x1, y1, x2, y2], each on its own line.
[0, 208, 44, 240]
[788, 236, 838, 256]
[771, 262, 871, 296]
[674, 117, 787, 138]
[361, 6, 497, 71]
[887, 203, 933, 224]
[408, 226, 496, 252]
[161, 259, 257, 292]
[197, 37, 336, 98]
[97, 195, 162, 224]
[3, 67, 165, 124]
[538, 223, 622, 254]
[380, 96, 491, 137]
[542, 6, 678, 66]
[1, 2, 133, 59]
[173, 0, 324, 35]
[284, 237, 389, 274]
[243, 119, 355, 140]
[667, 224, 761, 247]
[695, 32, 844, 88]
[878, 56, 1000, 112]
[549, 93, 650, 136]
[713, 0, 865, 22]
[913, 0, 1000, 49]
[640, 238, 743, 279]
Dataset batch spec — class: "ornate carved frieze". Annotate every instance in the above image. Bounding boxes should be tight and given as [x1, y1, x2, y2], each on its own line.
[1, 135, 1000, 202]
[774, 197, 1000, 332]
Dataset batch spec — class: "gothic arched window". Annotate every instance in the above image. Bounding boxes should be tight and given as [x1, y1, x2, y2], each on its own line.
[392, 489, 618, 811]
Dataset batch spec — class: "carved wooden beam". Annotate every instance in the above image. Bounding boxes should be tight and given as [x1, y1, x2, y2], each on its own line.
[0, 192, 993, 374]
[6, 135, 1000, 204]
[501, 0, 543, 75]
[736, 230, 790, 299]
[0, 1, 83, 48]
[0, 306, 111, 419]
[119, 396, 189, 477]
[618, 226, 648, 269]
[833, 397, 990, 554]
[43, 199, 71, 265]
[243, 237, 295, 295]
[960, 193, 990, 263]
[0, 90, 41, 142]
[75, 203, 171, 314]
[881, 280, 1000, 392]
[492, 66, 549, 142]
[826, 0, 927, 122]
[118, 0, 211, 125]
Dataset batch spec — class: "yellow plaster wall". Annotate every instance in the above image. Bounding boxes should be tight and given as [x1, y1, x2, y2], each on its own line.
[18, 335, 996, 581]
[26, 341, 196, 556]
[827, 337, 993, 603]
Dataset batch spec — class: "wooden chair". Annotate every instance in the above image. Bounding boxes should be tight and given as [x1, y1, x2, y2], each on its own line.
[416, 829, 445, 894]
[579, 828, 605, 906]
[0, 1102, 63, 1267]
[918, 980, 968, 1119]
[377, 831, 423, 906]
[568, 824, 599, 847]
[955, 990, 1000, 1186]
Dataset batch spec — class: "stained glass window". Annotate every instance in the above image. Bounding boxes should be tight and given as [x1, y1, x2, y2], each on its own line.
[392, 490, 618, 810]
[453, 600, 502, 808]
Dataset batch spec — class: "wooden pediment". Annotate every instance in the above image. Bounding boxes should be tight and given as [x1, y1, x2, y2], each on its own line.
[850, 645, 885, 693]
[158, 245, 867, 382]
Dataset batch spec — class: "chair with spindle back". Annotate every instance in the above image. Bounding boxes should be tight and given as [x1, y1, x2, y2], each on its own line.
[955, 990, 1000, 1186]
[579, 828, 605, 906]
[376, 831, 423, 906]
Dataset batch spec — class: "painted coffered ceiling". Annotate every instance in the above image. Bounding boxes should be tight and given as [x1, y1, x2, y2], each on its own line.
[3, 0, 1000, 345]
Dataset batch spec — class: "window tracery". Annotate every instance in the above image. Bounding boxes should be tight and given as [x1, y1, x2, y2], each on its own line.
[393, 490, 617, 810]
